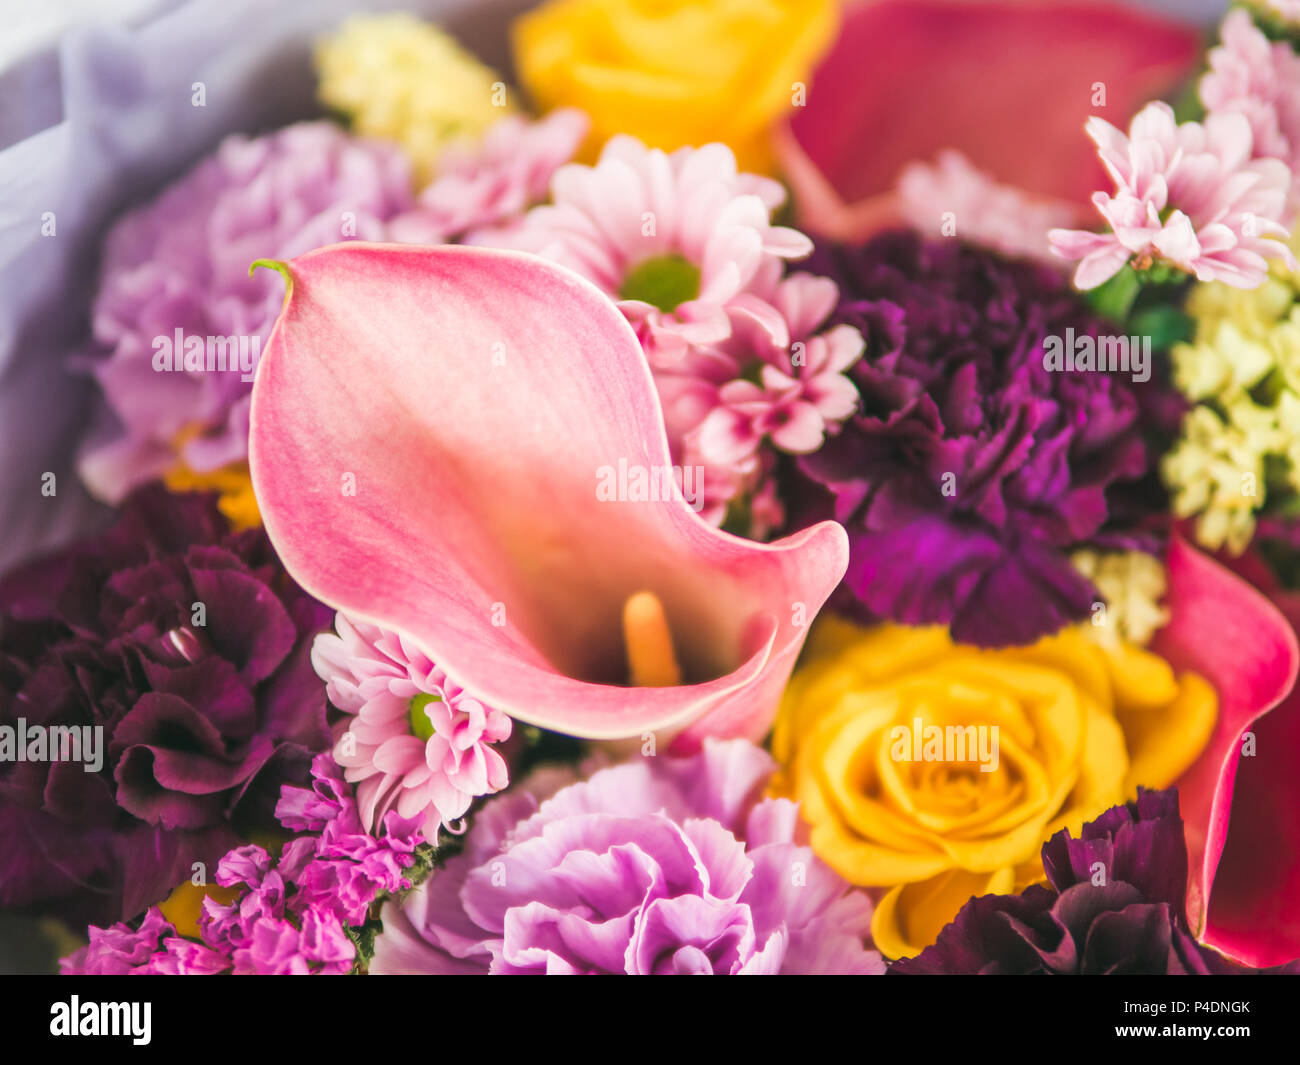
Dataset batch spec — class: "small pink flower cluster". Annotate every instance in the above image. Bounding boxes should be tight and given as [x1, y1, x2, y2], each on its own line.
[492, 136, 863, 530]
[897, 150, 1081, 264]
[1050, 101, 1295, 289]
[312, 612, 512, 839]
[390, 108, 590, 244]
[1201, 9, 1300, 209]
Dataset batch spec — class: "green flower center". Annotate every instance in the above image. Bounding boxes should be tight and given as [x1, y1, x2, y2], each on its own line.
[619, 254, 701, 313]
[408, 692, 442, 742]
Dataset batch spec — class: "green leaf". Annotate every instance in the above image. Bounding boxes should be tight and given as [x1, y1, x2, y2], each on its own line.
[1129, 305, 1194, 350]
[1086, 264, 1142, 322]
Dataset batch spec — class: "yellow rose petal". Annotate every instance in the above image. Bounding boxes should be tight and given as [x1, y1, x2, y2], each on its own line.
[1120, 671, 1218, 790]
[872, 866, 1017, 961]
[157, 879, 242, 940]
[512, 0, 839, 173]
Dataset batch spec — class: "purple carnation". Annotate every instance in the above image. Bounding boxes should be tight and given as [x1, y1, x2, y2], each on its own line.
[892, 789, 1300, 975]
[371, 739, 884, 975]
[791, 231, 1179, 646]
[76, 121, 414, 502]
[0, 486, 331, 925]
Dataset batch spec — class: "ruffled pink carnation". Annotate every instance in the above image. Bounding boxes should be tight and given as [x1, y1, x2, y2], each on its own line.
[370, 739, 883, 975]
[1049, 101, 1295, 290]
[897, 150, 1082, 264]
[389, 109, 588, 244]
[1201, 9, 1300, 207]
[493, 136, 861, 528]
[311, 612, 512, 838]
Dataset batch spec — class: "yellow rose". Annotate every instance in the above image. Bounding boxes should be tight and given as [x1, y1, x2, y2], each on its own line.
[512, 0, 839, 172]
[772, 617, 1216, 960]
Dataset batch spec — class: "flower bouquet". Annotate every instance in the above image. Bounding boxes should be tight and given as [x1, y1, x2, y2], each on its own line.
[4, 0, 1300, 982]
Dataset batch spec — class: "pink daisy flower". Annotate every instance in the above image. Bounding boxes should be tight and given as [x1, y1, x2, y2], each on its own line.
[310, 612, 511, 837]
[389, 109, 588, 244]
[693, 312, 861, 470]
[1049, 101, 1295, 290]
[493, 136, 860, 529]
[1201, 9, 1300, 205]
[897, 150, 1083, 264]
[500, 135, 814, 364]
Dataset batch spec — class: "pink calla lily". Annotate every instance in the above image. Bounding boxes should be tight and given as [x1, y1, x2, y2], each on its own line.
[776, 0, 1202, 243]
[1155, 535, 1300, 967]
[247, 243, 847, 750]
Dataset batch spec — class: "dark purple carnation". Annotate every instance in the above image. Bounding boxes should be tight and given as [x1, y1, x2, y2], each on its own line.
[0, 486, 332, 925]
[892, 789, 1300, 974]
[790, 231, 1180, 646]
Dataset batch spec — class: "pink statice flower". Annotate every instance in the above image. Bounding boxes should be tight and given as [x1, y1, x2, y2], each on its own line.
[897, 150, 1083, 264]
[491, 136, 861, 527]
[1049, 101, 1295, 290]
[59, 907, 228, 975]
[311, 612, 512, 838]
[276, 760, 423, 926]
[198, 759, 422, 974]
[389, 109, 588, 244]
[61, 754, 424, 976]
[1201, 9, 1300, 207]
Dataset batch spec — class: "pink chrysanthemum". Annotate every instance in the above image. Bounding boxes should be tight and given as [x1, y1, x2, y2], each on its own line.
[1201, 10, 1300, 207]
[897, 150, 1082, 264]
[310, 613, 511, 837]
[494, 136, 861, 528]
[389, 109, 589, 244]
[1049, 102, 1295, 290]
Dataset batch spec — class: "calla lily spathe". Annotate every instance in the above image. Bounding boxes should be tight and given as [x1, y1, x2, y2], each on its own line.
[1153, 535, 1300, 968]
[248, 243, 848, 749]
[775, 0, 1201, 243]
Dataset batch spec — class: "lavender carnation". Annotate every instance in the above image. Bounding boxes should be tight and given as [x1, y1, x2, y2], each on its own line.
[77, 121, 414, 502]
[0, 487, 331, 925]
[791, 231, 1178, 646]
[370, 739, 884, 975]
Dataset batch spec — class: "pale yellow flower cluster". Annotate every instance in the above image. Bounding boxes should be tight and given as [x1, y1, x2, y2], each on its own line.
[1071, 549, 1170, 648]
[1162, 240, 1300, 554]
[315, 13, 513, 184]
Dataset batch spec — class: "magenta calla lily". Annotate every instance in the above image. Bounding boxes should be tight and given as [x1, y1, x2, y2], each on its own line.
[1155, 535, 1300, 967]
[247, 243, 848, 750]
[776, 0, 1201, 243]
